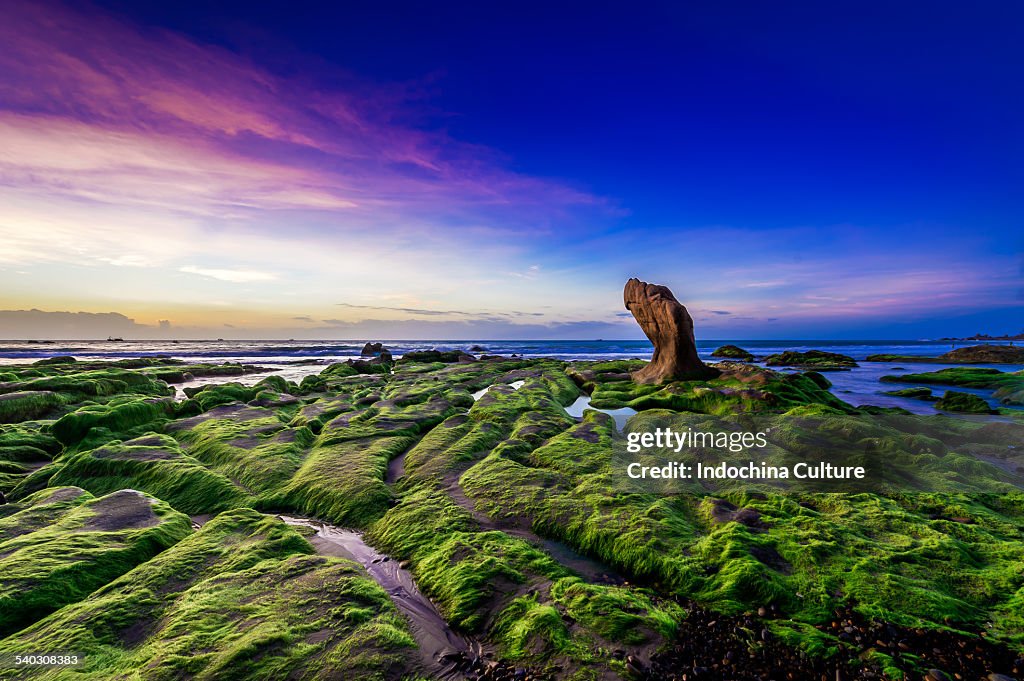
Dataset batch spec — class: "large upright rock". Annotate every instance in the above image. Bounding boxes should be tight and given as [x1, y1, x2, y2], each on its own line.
[624, 278, 715, 384]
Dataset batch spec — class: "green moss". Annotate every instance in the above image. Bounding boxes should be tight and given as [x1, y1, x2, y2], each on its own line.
[0, 509, 415, 680]
[3, 355, 1024, 676]
[934, 390, 995, 414]
[0, 487, 191, 636]
[883, 387, 936, 400]
[49, 434, 249, 514]
[182, 382, 262, 410]
[764, 350, 858, 370]
[711, 345, 755, 361]
[882, 368, 1024, 407]
[173, 408, 306, 496]
[52, 397, 176, 447]
[321, 362, 359, 378]
[266, 435, 413, 526]
[940, 344, 1024, 364]
[398, 350, 472, 363]
[0, 390, 64, 423]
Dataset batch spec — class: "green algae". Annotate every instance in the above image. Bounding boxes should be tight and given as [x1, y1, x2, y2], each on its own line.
[934, 391, 995, 414]
[582, 363, 857, 415]
[711, 345, 755, 361]
[0, 487, 191, 636]
[764, 350, 859, 370]
[883, 387, 937, 400]
[0, 509, 415, 680]
[1, 354, 1022, 679]
[267, 435, 413, 526]
[52, 396, 177, 448]
[882, 367, 1024, 406]
[0, 390, 64, 423]
[49, 434, 249, 514]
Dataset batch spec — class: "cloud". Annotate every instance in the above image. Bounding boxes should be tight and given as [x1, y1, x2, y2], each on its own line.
[179, 266, 277, 283]
[0, 1, 609, 235]
[335, 302, 545, 320]
[508, 264, 542, 279]
[741, 281, 787, 288]
[292, 315, 314, 322]
[708, 310, 732, 315]
[0, 309, 150, 338]
[0, 308, 641, 341]
[101, 254, 155, 268]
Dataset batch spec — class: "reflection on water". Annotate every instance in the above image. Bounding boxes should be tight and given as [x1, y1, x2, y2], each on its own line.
[278, 515, 476, 678]
[470, 379, 524, 401]
[564, 394, 637, 430]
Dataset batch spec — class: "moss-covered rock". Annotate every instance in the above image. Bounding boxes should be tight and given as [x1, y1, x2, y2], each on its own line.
[49, 434, 250, 514]
[711, 344, 755, 361]
[2, 354, 1024, 678]
[882, 387, 937, 400]
[940, 344, 1024, 364]
[764, 350, 858, 370]
[0, 391, 63, 423]
[934, 390, 995, 414]
[0, 487, 190, 636]
[52, 397, 176, 447]
[0, 509, 416, 680]
[881, 367, 1024, 406]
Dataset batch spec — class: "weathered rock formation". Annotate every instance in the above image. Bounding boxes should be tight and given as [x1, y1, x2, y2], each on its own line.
[623, 278, 715, 383]
[711, 344, 755, 361]
[361, 342, 387, 356]
[939, 344, 1024, 364]
[764, 350, 858, 371]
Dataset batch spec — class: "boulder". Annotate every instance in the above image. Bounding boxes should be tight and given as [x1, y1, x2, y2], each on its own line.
[939, 344, 1024, 364]
[764, 350, 858, 371]
[711, 345, 754, 361]
[360, 342, 387, 356]
[623, 278, 716, 384]
[399, 350, 474, 363]
[934, 390, 994, 414]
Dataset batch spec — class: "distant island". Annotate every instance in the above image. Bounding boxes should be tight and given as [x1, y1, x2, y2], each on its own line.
[939, 332, 1024, 341]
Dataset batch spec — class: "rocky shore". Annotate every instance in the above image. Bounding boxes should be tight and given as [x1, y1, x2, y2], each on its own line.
[0, 284, 1022, 680]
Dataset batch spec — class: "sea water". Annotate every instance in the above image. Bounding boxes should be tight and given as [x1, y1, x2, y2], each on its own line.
[1, 339, 1019, 414]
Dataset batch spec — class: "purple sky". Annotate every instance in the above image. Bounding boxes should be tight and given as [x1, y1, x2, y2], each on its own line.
[0, 0, 1020, 340]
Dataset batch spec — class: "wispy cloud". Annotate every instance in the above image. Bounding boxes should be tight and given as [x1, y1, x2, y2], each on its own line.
[180, 266, 277, 283]
[0, 1, 607, 232]
[335, 302, 546, 321]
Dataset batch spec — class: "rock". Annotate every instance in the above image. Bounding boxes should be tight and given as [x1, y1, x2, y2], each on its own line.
[939, 345, 1024, 364]
[623, 278, 716, 384]
[934, 390, 994, 414]
[988, 674, 1016, 681]
[400, 350, 474, 363]
[469, 345, 487, 352]
[926, 670, 952, 681]
[763, 350, 858, 370]
[345, 353, 392, 374]
[711, 344, 755, 361]
[882, 387, 937, 400]
[33, 355, 77, 365]
[360, 342, 386, 356]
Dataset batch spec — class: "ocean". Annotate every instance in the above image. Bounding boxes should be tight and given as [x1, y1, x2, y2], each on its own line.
[1, 339, 1020, 415]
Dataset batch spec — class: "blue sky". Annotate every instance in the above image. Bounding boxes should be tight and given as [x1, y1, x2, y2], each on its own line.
[0, 0, 1020, 339]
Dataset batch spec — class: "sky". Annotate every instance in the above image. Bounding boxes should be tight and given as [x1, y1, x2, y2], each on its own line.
[0, 0, 1021, 340]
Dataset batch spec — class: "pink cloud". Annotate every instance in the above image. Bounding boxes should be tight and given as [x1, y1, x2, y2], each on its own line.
[0, 0, 610, 230]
